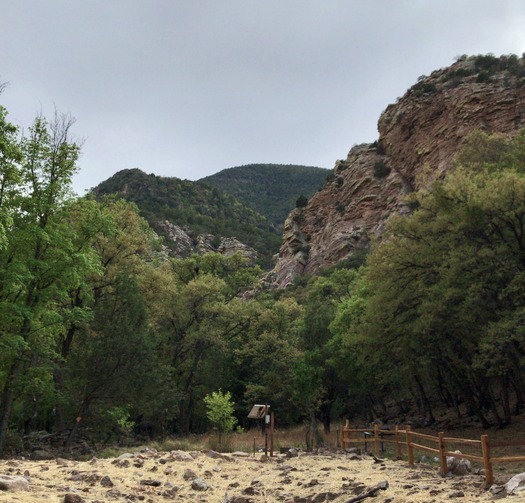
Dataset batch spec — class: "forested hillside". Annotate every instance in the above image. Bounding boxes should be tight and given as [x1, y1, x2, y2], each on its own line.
[92, 168, 282, 267]
[200, 164, 329, 229]
[1, 57, 525, 456]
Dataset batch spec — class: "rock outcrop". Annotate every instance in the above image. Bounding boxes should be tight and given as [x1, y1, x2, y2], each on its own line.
[271, 54, 525, 287]
[155, 221, 257, 264]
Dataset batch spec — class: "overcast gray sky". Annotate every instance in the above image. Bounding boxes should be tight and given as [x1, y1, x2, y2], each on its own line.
[1, 1, 525, 194]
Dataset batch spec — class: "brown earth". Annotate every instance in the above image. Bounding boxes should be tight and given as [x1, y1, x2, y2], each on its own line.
[0, 447, 501, 502]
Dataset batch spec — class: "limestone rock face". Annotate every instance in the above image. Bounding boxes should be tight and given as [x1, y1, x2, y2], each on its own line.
[155, 221, 257, 264]
[271, 56, 525, 287]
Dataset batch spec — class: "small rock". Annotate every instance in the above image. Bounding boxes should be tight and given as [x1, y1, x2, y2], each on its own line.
[170, 450, 195, 462]
[489, 484, 505, 495]
[312, 492, 341, 502]
[64, 494, 85, 503]
[140, 479, 161, 486]
[286, 448, 299, 458]
[191, 478, 209, 491]
[242, 485, 261, 495]
[448, 490, 465, 498]
[115, 452, 134, 461]
[232, 451, 250, 457]
[183, 468, 197, 480]
[100, 475, 114, 487]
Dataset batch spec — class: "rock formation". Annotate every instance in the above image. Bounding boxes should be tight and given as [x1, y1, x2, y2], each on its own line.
[271, 54, 525, 287]
[154, 220, 258, 264]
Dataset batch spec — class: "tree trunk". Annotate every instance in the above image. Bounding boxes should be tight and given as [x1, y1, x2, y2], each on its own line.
[500, 375, 512, 426]
[414, 374, 435, 424]
[510, 370, 524, 415]
[0, 359, 22, 456]
[65, 398, 90, 451]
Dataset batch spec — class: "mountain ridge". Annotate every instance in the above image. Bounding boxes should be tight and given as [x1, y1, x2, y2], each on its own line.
[200, 163, 329, 229]
[91, 164, 327, 267]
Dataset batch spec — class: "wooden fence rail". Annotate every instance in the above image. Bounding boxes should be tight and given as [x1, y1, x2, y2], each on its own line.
[341, 421, 525, 486]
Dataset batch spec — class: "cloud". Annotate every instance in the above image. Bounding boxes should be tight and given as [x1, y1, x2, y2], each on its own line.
[1, 1, 525, 193]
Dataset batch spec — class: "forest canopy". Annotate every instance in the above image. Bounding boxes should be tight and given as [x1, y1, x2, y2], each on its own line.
[1, 91, 525, 456]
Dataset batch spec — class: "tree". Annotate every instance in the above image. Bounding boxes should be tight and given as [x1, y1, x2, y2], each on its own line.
[148, 253, 262, 434]
[295, 269, 361, 432]
[0, 111, 97, 453]
[204, 389, 237, 444]
[349, 129, 525, 427]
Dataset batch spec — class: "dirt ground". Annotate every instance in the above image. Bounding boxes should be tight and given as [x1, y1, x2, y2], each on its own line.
[0, 447, 502, 502]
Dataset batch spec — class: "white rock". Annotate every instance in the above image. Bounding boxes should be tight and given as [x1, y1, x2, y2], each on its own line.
[505, 472, 525, 494]
[0, 474, 29, 491]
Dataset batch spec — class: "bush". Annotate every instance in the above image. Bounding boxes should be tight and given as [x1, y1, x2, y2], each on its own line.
[374, 160, 391, 178]
[296, 195, 308, 208]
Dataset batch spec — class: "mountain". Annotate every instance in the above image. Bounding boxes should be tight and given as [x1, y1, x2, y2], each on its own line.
[91, 168, 282, 267]
[199, 164, 329, 229]
[270, 54, 525, 287]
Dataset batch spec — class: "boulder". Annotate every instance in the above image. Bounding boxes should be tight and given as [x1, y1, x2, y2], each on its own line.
[446, 451, 471, 475]
[0, 474, 29, 491]
[505, 472, 525, 494]
[191, 478, 209, 491]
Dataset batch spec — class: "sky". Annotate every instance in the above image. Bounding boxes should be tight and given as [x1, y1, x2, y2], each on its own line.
[1, 1, 525, 195]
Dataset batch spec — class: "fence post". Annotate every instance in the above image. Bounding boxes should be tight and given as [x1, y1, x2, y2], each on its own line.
[374, 423, 380, 457]
[406, 425, 414, 466]
[438, 431, 447, 476]
[395, 425, 402, 459]
[269, 412, 274, 457]
[342, 421, 348, 449]
[481, 434, 493, 487]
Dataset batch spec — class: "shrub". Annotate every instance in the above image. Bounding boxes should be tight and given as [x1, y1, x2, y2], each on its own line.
[296, 195, 308, 208]
[374, 160, 391, 178]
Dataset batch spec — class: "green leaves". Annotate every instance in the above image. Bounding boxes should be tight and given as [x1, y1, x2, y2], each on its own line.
[204, 389, 237, 436]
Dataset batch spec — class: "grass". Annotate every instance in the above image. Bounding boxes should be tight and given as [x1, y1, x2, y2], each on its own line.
[96, 424, 341, 459]
[96, 415, 525, 483]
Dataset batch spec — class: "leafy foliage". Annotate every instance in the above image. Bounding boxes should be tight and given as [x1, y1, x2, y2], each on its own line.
[204, 389, 237, 441]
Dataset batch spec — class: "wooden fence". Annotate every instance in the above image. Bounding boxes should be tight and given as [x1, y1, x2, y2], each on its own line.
[341, 421, 525, 486]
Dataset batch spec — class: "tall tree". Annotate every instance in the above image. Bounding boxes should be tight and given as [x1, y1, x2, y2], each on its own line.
[0, 112, 96, 453]
[350, 129, 525, 427]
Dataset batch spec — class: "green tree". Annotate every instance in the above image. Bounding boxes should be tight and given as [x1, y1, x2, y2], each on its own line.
[350, 129, 525, 427]
[204, 389, 237, 444]
[0, 112, 97, 453]
[149, 253, 262, 434]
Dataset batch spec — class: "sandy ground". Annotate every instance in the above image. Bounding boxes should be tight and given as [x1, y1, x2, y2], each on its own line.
[0, 448, 499, 502]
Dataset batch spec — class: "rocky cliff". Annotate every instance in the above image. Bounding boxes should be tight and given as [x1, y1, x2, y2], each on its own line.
[271, 54, 525, 287]
[155, 220, 258, 263]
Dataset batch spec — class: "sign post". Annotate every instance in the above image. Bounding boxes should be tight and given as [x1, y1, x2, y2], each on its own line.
[248, 404, 274, 457]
